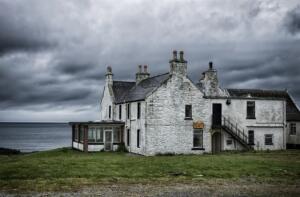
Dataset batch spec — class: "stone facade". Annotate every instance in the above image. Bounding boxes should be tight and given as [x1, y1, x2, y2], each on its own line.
[96, 50, 299, 155]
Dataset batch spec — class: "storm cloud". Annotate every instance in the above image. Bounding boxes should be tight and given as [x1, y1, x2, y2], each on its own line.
[0, 0, 300, 122]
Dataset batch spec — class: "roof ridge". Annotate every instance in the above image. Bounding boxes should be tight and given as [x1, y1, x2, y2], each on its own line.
[227, 88, 286, 92]
[113, 80, 135, 83]
[142, 72, 169, 80]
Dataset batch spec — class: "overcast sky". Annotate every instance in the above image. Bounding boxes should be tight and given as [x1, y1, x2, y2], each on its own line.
[0, 0, 300, 122]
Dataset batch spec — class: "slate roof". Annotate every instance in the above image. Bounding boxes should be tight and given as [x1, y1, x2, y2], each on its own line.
[113, 73, 170, 104]
[227, 88, 300, 121]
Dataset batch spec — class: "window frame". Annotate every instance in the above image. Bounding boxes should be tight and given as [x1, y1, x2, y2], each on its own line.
[109, 105, 111, 119]
[127, 103, 131, 119]
[193, 129, 203, 148]
[246, 101, 256, 119]
[290, 123, 296, 135]
[137, 102, 141, 119]
[248, 130, 255, 145]
[137, 129, 140, 148]
[119, 105, 122, 120]
[185, 105, 192, 120]
[265, 134, 273, 145]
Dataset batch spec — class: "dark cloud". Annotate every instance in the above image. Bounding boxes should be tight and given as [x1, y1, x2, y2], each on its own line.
[284, 5, 300, 35]
[0, 0, 300, 121]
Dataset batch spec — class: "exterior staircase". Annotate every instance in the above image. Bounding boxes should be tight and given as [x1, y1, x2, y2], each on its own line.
[221, 116, 253, 150]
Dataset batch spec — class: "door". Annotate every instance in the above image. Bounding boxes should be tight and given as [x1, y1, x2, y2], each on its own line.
[104, 130, 112, 151]
[212, 132, 221, 154]
[212, 103, 222, 128]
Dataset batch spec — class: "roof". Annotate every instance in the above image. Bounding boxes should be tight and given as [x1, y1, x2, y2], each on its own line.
[113, 73, 170, 104]
[69, 120, 125, 126]
[227, 88, 300, 121]
[112, 81, 135, 103]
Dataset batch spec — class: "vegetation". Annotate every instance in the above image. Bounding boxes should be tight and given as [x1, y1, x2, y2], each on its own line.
[0, 148, 299, 192]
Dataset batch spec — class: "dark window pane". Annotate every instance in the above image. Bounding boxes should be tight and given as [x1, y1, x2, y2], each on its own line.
[137, 129, 140, 148]
[127, 104, 130, 119]
[265, 134, 273, 145]
[247, 101, 255, 119]
[290, 123, 296, 135]
[127, 129, 130, 146]
[137, 102, 141, 119]
[248, 130, 254, 145]
[119, 105, 122, 120]
[185, 105, 192, 118]
[193, 129, 203, 148]
[109, 105, 111, 119]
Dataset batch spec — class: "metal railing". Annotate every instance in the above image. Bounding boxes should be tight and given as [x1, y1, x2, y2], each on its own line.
[222, 116, 249, 146]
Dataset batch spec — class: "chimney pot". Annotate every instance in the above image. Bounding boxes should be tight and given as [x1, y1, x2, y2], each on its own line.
[173, 50, 178, 60]
[144, 65, 148, 73]
[209, 62, 213, 69]
[179, 51, 184, 61]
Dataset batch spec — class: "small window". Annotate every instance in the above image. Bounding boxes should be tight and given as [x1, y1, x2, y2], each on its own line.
[119, 105, 122, 120]
[265, 134, 273, 145]
[137, 129, 140, 148]
[127, 103, 131, 119]
[226, 139, 233, 145]
[127, 129, 130, 146]
[248, 130, 254, 145]
[185, 105, 192, 119]
[193, 129, 203, 148]
[137, 102, 141, 119]
[96, 128, 103, 143]
[109, 105, 111, 119]
[247, 101, 255, 119]
[290, 123, 296, 135]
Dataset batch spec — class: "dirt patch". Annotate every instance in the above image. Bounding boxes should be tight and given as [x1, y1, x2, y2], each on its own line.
[1, 180, 299, 197]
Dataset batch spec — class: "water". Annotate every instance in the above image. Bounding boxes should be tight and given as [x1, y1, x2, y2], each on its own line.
[0, 123, 71, 152]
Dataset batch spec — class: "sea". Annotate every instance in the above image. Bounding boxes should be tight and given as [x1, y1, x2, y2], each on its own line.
[0, 122, 71, 152]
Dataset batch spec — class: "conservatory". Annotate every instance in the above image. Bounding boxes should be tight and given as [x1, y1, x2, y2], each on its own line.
[69, 121, 124, 152]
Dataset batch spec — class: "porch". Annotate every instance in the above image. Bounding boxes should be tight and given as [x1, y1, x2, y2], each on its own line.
[69, 121, 125, 152]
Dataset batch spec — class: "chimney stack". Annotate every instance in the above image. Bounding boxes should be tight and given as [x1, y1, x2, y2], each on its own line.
[105, 65, 113, 85]
[169, 50, 188, 76]
[136, 64, 150, 84]
[173, 50, 178, 61]
[209, 61, 213, 70]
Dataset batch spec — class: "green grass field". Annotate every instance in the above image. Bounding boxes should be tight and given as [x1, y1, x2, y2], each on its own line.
[0, 148, 300, 192]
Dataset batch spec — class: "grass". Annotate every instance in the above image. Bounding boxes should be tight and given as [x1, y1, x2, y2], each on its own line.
[0, 148, 300, 192]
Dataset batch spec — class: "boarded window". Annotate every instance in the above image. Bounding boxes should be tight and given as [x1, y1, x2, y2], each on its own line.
[248, 130, 255, 145]
[265, 134, 273, 145]
[247, 101, 255, 119]
[127, 103, 131, 119]
[109, 105, 112, 119]
[185, 105, 192, 119]
[119, 105, 122, 120]
[193, 129, 203, 148]
[137, 102, 141, 119]
[113, 128, 120, 143]
[290, 123, 296, 135]
[127, 129, 130, 146]
[137, 129, 140, 148]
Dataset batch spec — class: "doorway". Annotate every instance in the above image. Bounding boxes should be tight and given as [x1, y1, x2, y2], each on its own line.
[104, 130, 112, 151]
[212, 103, 222, 128]
[212, 132, 221, 154]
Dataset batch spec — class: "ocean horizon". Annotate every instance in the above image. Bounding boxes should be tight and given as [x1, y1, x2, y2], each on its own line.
[0, 122, 71, 152]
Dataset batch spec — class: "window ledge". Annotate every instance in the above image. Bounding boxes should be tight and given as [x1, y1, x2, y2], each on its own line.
[246, 117, 256, 120]
[265, 144, 273, 146]
[185, 117, 193, 120]
[191, 147, 205, 150]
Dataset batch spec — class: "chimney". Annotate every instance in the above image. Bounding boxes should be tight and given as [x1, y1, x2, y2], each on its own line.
[105, 66, 113, 85]
[136, 64, 150, 84]
[199, 61, 219, 96]
[169, 50, 187, 76]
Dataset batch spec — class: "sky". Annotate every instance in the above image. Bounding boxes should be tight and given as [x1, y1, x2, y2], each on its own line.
[0, 0, 300, 122]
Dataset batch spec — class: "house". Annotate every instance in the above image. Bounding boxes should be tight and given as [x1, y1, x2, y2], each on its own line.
[70, 50, 300, 155]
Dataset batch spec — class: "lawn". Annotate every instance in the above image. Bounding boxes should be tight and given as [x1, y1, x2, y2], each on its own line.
[0, 148, 300, 192]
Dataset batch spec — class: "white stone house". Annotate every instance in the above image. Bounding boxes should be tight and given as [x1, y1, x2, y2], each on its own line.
[70, 51, 300, 155]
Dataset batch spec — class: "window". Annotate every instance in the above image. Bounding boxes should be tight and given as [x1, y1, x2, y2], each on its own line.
[137, 129, 140, 148]
[88, 128, 103, 143]
[109, 105, 111, 119]
[265, 134, 273, 145]
[226, 139, 233, 145]
[247, 101, 255, 119]
[74, 126, 79, 142]
[137, 102, 141, 119]
[119, 105, 122, 120]
[127, 129, 130, 146]
[79, 126, 84, 143]
[127, 103, 131, 119]
[113, 127, 120, 143]
[290, 123, 296, 135]
[248, 130, 254, 145]
[193, 129, 203, 148]
[185, 105, 192, 119]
